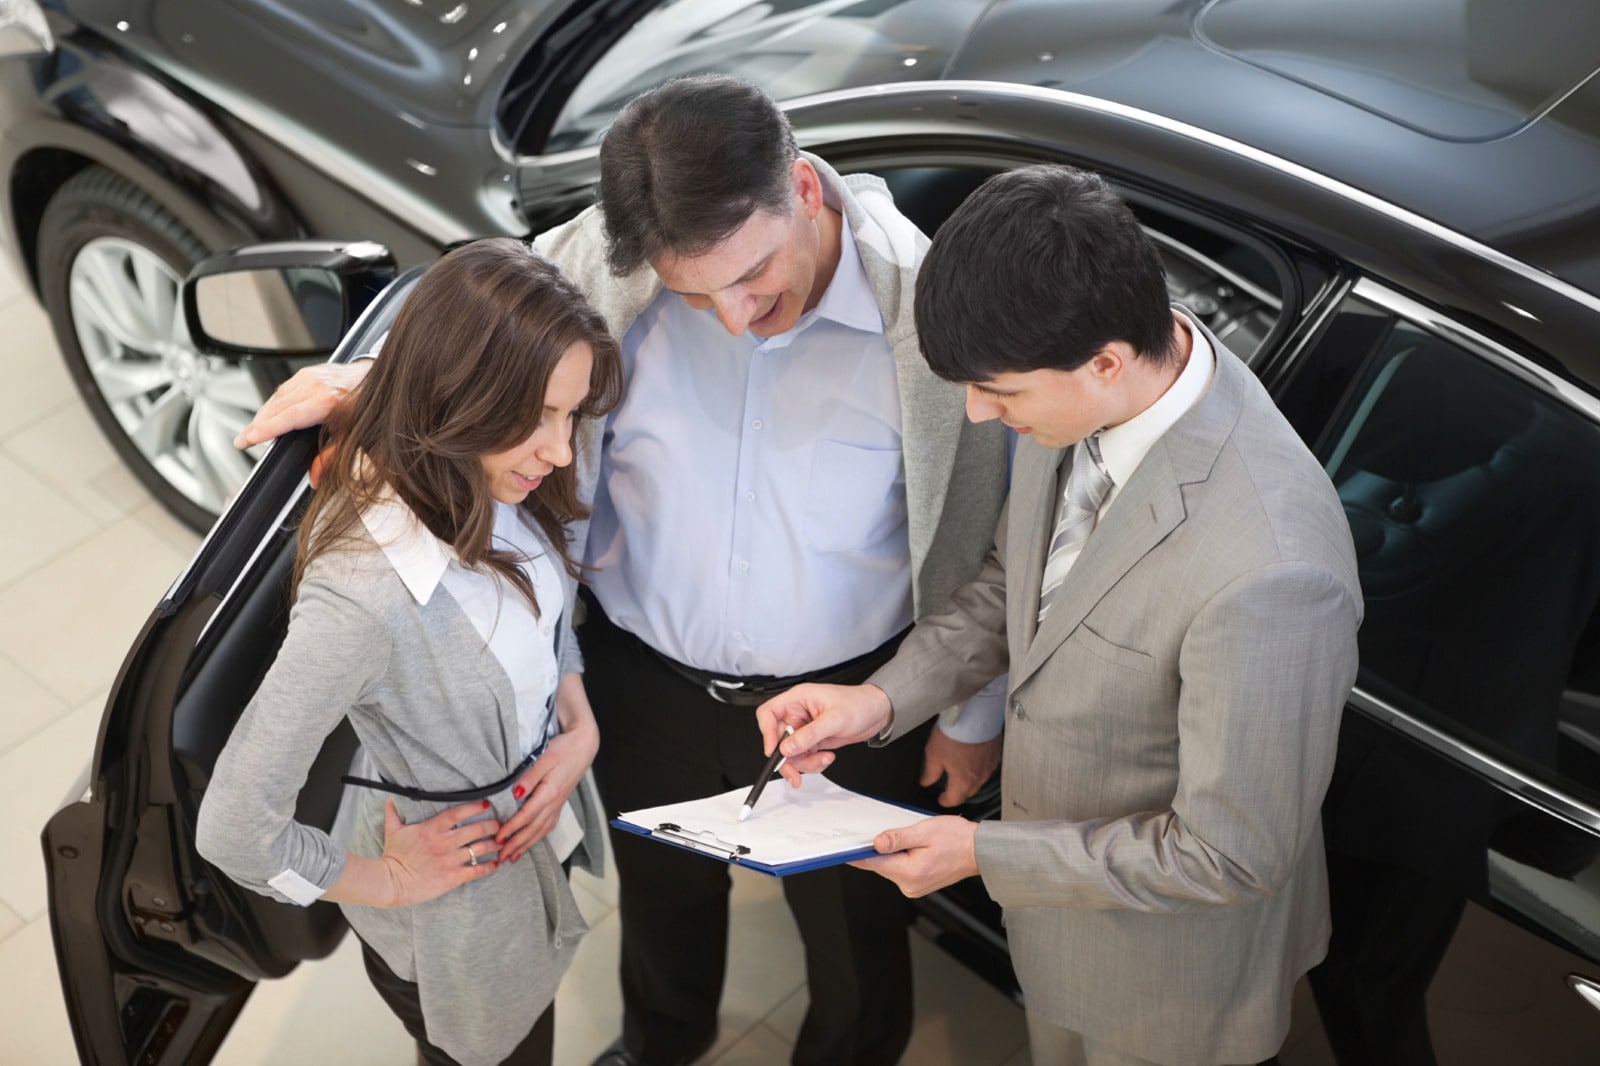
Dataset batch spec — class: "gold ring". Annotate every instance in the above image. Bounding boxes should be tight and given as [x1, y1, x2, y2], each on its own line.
[466, 843, 478, 866]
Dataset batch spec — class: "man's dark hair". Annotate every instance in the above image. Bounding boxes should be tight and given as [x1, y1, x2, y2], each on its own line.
[915, 165, 1177, 381]
[598, 74, 799, 276]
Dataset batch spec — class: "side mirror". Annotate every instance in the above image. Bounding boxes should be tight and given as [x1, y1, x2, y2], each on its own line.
[183, 240, 397, 357]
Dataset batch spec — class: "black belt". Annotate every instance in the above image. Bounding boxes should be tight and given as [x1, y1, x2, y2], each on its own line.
[342, 747, 540, 805]
[649, 627, 910, 707]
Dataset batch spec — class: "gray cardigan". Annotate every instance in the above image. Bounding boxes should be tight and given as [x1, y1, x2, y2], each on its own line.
[196, 523, 604, 1066]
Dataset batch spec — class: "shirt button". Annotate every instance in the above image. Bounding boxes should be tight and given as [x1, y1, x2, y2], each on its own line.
[731, 631, 745, 641]
[751, 419, 763, 430]
[744, 491, 756, 502]
[737, 560, 750, 573]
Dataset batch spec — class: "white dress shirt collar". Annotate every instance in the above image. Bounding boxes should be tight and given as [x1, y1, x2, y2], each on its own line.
[359, 483, 453, 606]
[1096, 311, 1216, 490]
[761, 211, 883, 346]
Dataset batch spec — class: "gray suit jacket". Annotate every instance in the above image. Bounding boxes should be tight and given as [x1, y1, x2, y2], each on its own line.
[197, 523, 604, 1066]
[871, 327, 1362, 1065]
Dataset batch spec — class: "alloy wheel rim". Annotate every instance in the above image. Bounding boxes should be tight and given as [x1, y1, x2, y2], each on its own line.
[67, 236, 261, 515]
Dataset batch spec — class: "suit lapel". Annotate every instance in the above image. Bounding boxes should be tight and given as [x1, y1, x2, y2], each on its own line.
[1009, 320, 1250, 690]
[1008, 439, 1066, 652]
[1015, 446, 1187, 687]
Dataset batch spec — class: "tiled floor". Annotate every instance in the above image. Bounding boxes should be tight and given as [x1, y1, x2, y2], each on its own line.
[0, 249, 1030, 1065]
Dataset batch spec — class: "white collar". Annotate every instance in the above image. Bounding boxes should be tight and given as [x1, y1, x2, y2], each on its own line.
[1096, 311, 1215, 488]
[807, 214, 885, 336]
[360, 484, 453, 606]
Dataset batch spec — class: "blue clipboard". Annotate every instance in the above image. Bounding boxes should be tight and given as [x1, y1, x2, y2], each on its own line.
[610, 817, 879, 877]
[609, 776, 930, 878]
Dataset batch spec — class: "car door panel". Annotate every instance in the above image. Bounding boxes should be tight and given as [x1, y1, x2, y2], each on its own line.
[43, 266, 424, 1065]
[1277, 281, 1600, 1062]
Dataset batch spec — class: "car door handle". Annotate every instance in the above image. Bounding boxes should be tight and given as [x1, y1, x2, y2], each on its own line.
[1567, 974, 1600, 1014]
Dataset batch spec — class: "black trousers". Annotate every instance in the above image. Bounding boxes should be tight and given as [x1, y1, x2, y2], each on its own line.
[1307, 851, 1466, 1066]
[581, 604, 931, 1066]
[360, 938, 556, 1066]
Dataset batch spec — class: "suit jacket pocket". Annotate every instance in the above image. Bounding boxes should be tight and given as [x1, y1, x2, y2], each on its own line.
[1070, 622, 1156, 675]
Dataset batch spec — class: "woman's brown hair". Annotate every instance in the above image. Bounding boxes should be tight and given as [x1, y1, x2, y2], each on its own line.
[293, 238, 623, 614]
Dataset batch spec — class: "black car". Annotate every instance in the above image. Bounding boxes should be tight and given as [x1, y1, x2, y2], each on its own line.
[25, 0, 1600, 1062]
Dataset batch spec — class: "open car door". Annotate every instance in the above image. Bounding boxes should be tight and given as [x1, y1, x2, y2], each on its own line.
[42, 242, 414, 1065]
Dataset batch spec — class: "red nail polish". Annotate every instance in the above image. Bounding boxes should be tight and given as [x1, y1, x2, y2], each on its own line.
[481, 800, 491, 809]
[513, 785, 526, 799]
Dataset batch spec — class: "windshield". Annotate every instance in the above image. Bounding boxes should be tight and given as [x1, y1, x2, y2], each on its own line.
[544, 0, 989, 153]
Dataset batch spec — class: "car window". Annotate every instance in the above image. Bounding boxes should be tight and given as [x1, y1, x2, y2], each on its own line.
[1301, 293, 1600, 808]
[543, 0, 988, 153]
[874, 165, 1286, 366]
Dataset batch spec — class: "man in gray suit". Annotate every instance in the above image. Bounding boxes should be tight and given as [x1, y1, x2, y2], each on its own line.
[758, 165, 1363, 1066]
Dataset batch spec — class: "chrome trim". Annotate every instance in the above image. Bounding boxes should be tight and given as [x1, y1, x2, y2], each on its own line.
[1347, 686, 1600, 836]
[778, 81, 1600, 320]
[1351, 278, 1600, 424]
[1145, 228, 1283, 311]
[1568, 974, 1600, 1015]
[197, 477, 311, 647]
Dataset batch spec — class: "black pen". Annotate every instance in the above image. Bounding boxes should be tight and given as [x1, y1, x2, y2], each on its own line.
[738, 725, 794, 822]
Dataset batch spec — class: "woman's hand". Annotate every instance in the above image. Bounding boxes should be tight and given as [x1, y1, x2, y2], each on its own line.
[325, 798, 502, 909]
[496, 673, 600, 863]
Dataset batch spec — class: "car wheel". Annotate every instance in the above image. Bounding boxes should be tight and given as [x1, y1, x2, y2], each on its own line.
[38, 166, 265, 532]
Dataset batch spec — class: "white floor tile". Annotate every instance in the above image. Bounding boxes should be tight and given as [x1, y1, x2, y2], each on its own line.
[556, 906, 624, 1064]
[1001, 1044, 1033, 1066]
[0, 898, 21, 944]
[0, 451, 100, 589]
[131, 499, 204, 557]
[0, 699, 103, 921]
[708, 1022, 791, 1066]
[701, 868, 807, 1062]
[900, 935, 1027, 1066]
[0, 296, 76, 440]
[0, 254, 24, 304]
[3, 401, 152, 527]
[0, 916, 79, 1064]
[0, 650, 70, 758]
[766, 934, 1026, 1066]
[213, 931, 413, 1065]
[0, 512, 193, 706]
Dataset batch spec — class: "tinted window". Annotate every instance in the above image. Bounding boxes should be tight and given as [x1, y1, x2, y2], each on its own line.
[874, 165, 1285, 365]
[1306, 296, 1600, 806]
[544, 0, 988, 152]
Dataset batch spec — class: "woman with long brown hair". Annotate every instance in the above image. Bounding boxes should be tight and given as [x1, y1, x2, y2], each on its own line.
[198, 238, 623, 1066]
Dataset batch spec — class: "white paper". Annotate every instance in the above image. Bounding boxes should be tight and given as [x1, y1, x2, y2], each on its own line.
[617, 774, 923, 867]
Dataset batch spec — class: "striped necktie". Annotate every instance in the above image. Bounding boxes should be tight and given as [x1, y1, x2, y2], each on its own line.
[1038, 433, 1113, 622]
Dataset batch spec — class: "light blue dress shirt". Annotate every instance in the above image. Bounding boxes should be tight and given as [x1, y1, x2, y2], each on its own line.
[585, 219, 914, 678]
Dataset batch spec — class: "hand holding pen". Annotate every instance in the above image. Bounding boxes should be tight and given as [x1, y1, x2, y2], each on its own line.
[738, 725, 793, 822]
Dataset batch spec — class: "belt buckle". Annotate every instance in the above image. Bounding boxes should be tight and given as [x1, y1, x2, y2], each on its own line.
[706, 678, 747, 704]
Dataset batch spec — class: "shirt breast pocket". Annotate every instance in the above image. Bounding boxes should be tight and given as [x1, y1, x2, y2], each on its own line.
[803, 439, 906, 554]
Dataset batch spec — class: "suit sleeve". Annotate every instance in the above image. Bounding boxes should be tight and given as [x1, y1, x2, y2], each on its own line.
[869, 499, 1012, 741]
[974, 561, 1358, 911]
[196, 572, 390, 906]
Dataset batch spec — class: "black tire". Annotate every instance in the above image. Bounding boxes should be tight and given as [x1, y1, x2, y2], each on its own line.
[38, 165, 233, 533]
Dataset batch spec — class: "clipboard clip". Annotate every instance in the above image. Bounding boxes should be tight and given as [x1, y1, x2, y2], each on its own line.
[653, 823, 751, 860]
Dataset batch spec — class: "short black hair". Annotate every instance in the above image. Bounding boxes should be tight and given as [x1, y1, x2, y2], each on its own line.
[914, 165, 1176, 382]
[597, 74, 798, 276]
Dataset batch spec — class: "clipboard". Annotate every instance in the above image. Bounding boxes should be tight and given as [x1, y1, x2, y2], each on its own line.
[611, 774, 926, 877]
